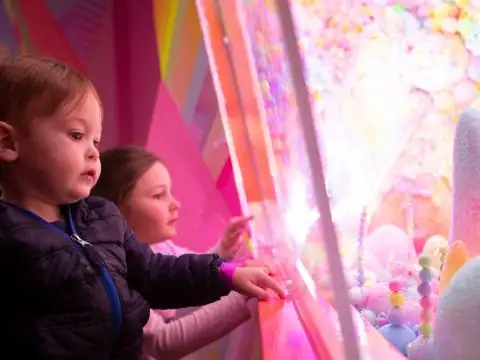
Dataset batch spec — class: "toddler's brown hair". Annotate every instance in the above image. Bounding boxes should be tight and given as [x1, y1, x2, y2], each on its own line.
[0, 50, 101, 128]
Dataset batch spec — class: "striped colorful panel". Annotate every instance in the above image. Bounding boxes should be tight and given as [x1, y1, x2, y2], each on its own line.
[153, 0, 239, 211]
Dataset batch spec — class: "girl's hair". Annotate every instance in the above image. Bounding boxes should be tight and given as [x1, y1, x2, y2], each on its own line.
[0, 50, 101, 126]
[92, 146, 162, 205]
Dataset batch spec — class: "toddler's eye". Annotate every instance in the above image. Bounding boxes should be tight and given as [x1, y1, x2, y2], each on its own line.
[69, 131, 84, 141]
[153, 193, 166, 199]
[93, 140, 101, 148]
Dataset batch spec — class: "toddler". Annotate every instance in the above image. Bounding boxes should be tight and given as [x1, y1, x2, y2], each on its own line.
[93, 146, 260, 360]
[0, 54, 284, 359]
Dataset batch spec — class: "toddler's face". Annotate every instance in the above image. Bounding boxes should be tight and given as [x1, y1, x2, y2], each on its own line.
[12, 90, 102, 204]
[122, 162, 181, 244]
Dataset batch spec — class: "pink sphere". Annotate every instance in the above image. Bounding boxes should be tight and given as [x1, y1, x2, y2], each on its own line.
[389, 280, 402, 293]
[420, 296, 431, 309]
[364, 225, 416, 269]
[453, 80, 478, 106]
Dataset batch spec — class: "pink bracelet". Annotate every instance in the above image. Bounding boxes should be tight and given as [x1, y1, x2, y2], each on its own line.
[219, 262, 238, 288]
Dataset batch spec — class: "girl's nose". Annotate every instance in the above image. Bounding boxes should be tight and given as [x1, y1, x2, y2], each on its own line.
[171, 197, 181, 210]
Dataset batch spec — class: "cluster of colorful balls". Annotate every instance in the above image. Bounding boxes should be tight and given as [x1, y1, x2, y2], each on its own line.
[377, 280, 417, 355]
[407, 256, 434, 359]
[344, 225, 444, 357]
[241, 0, 480, 144]
[357, 256, 436, 358]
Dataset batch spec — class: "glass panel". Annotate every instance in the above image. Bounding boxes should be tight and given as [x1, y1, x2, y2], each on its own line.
[197, 0, 465, 358]
[240, 0, 458, 285]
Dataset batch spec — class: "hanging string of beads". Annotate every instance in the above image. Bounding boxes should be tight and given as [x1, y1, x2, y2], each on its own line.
[417, 255, 433, 339]
[357, 206, 368, 304]
[407, 255, 434, 359]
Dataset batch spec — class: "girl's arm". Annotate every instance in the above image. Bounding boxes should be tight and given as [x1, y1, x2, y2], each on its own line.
[142, 292, 251, 360]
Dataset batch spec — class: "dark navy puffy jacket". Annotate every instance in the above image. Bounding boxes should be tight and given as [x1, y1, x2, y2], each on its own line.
[0, 196, 230, 359]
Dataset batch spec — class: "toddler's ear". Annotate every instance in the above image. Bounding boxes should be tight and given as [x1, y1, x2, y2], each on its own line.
[0, 121, 18, 162]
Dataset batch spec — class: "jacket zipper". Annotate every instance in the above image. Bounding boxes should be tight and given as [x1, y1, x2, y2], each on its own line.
[69, 232, 123, 344]
[66, 208, 123, 359]
[13, 204, 122, 358]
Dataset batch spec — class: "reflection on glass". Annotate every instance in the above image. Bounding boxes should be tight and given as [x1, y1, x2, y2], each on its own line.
[239, 0, 464, 292]
[197, 0, 478, 358]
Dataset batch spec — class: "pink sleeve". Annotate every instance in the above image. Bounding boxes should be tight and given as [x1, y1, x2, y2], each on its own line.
[142, 292, 251, 360]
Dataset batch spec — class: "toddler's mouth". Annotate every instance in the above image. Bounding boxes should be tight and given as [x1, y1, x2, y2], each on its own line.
[81, 170, 96, 180]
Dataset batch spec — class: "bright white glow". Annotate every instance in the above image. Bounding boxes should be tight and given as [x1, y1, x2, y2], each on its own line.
[284, 172, 320, 252]
[321, 33, 414, 211]
[296, 259, 317, 298]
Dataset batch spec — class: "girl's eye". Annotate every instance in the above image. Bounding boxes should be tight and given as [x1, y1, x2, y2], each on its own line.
[153, 193, 166, 199]
[93, 140, 101, 148]
[69, 131, 84, 141]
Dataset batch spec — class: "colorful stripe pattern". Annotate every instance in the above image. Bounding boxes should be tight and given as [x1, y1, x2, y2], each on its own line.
[152, 0, 239, 214]
[0, 0, 238, 214]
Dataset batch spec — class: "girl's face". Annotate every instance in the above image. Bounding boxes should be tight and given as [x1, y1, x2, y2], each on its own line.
[121, 162, 181, 244]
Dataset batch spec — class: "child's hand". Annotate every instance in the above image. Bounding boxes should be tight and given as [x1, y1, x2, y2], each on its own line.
[231, 267, 285, 300]
[218, 216, 253, 260]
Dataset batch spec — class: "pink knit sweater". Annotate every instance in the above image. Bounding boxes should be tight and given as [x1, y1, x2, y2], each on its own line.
[140, 241, 251, 360]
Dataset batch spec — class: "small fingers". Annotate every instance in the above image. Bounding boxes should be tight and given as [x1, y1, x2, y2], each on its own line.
[259, 273, 286, 298]
[244, 282, 269, 300]
[228, 216, 253, 231]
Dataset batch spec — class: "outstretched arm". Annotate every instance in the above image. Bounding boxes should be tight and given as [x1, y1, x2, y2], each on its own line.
[142, 293, 250, 360]
[124, 224, 231, 309]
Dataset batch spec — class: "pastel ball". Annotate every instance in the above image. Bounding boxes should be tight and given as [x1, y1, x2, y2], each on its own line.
[420, 296, 431, 309]
[377, 316, 388, 327]
[418, 283, 431, 297]
[434, 257, 480, 359]
[389, 292, 405, 307]
[389, 280, 402, 293]
[379, 324, 417, 355]
[388, 307, 407, 326]
[419, 323, 433, 337]
[407, 336, 434, 360]
[361, 309, 377, 326]
[453, 80, 478, 106]
[419, 256, 431, 268]
[419, 268, 433, 283]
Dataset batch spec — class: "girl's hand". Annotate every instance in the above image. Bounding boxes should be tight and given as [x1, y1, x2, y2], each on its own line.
[231, 267, 285, 300]
[218, 216, 253, 260]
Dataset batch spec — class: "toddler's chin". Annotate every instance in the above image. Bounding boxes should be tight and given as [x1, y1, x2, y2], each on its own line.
[67, 187, 92, 202]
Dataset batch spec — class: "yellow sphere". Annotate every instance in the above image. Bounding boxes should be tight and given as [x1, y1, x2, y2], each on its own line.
[389, 292, 405, 307]
[434, 3, 452, 18]
[419, 323, 433, 337]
